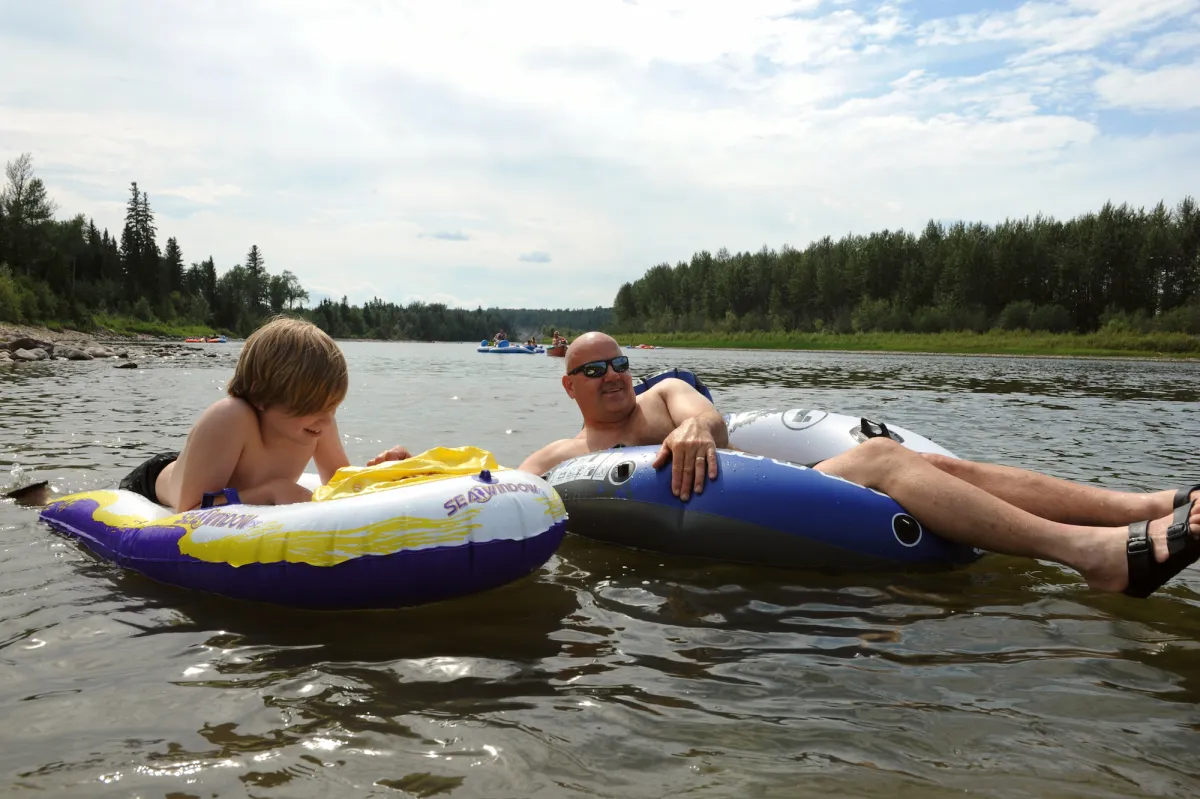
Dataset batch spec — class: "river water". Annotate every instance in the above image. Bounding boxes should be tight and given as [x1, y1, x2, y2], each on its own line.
[2, 342, 1199, 798]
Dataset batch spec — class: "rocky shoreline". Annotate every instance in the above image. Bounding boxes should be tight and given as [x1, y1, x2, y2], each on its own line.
[0, 322, 179, 344]
[1, 324, 227, 367]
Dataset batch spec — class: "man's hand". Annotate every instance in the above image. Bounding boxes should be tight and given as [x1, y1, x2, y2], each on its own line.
[652, 417, 719, 501]
[366, 445, 413, 466]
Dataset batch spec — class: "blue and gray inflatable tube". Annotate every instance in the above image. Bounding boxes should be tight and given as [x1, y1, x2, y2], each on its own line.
[544, 366, 980, 570]
[544, 447, 980, 570]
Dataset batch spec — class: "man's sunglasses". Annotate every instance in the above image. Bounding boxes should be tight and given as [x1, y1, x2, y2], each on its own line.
[568, 355, 631, 378]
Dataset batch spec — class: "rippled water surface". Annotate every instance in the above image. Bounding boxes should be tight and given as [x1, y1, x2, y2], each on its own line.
[2, 342, 1200, 798]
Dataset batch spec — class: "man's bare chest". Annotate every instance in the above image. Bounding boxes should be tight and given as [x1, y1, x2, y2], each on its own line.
[586, 404, 676, 450]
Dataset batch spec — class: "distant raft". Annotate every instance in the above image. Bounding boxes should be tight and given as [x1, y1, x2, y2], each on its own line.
[39, 447, 568, 610]
[477, 340, 541, 354]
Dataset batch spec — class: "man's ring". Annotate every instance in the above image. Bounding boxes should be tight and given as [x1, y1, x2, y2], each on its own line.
[696, 455, 705, 460]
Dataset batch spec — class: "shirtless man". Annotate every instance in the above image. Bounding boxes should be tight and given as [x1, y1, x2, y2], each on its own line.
[518, 332, 1200, 598]
[123, 317, 412, 512]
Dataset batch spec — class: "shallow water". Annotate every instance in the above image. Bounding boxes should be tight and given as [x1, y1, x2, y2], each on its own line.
[2, 342, 1199, 798]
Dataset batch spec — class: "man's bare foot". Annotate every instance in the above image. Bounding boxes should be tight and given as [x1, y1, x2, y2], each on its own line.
[1146, 485, 1200, 521]
[1078, 501, 1200, 595]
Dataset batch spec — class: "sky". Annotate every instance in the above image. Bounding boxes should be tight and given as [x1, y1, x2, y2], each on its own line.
[1, 0, 1198, 310]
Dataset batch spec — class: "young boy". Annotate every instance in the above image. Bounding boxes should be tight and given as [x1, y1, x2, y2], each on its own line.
[119, 316, 412, 512]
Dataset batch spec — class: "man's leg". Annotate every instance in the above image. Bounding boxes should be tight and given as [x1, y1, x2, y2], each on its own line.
[816, 438, 1199, 594]
[920, 452, 1185, 526]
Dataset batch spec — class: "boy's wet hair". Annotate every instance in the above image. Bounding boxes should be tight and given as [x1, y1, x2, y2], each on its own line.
[227, 316, 348, 415]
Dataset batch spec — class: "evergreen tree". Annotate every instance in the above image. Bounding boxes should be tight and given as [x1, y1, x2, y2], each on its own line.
[137, 191, 159, 301]
[163, 236, 184, 296]
[244, 244, 267, 314]
[1, 152, 57, 276]
[119, 182, 141, 292]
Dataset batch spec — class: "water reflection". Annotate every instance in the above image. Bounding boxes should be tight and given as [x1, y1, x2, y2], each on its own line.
[705, 350, 1200, 403]
[1, 343, 1199, 797]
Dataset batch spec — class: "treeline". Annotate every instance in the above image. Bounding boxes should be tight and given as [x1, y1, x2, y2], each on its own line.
[0, 152, 308, 334]
[497, 306, 613, 337]
[305, 300, 613, 341]
[305, 297, 512, 341]
[0, 153, 609, 341]
[612, 198, 1200, 335]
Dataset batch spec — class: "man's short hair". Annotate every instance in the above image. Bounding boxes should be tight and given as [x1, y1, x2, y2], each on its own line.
[227, 316, 348, 415]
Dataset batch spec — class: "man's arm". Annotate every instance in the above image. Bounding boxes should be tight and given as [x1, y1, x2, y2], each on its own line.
[236, 478, 315, 507]
[518, 438, 589, 477]
[651, 379, 729, 501]
[366, 444, 413, 467]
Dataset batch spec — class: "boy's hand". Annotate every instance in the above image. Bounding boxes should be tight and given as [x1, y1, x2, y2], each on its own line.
[367, 445, 413, 466]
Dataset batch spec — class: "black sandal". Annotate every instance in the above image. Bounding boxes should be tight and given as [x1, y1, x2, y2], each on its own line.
[1172, 484, 1200, 509]
[1124, 484, 1200, 598]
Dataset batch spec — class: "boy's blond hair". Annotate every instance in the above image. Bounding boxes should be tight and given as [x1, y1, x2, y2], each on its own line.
[227, 316, 348, 415]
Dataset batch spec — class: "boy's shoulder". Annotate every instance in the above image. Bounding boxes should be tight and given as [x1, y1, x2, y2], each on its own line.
[195, 396, 259, 429]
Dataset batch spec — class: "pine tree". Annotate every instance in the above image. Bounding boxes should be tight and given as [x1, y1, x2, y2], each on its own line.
[1, 153, 57, 277]
[119, 182, 141, 291]
[244, 244, 267, 313]
[163, 236, 183, 296]
[137, 192, 160, 301]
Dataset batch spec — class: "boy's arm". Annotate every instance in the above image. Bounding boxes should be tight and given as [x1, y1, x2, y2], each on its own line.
[236, 479, 314, 507]
[518, 438, 589, 477]
[313, 418, 352, 485]
[170, 402, 252, 512]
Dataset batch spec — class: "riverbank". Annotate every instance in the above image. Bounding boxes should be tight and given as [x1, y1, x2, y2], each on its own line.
[615, 330, 1200, 358]
[0, 315, 223, 344]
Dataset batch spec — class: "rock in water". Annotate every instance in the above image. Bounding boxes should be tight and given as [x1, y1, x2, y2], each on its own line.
[57, 347, 95, 361]
[4, 337, 54, 354]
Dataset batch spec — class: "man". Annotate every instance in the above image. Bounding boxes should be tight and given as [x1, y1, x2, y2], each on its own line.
[518, 332, 1200, 599]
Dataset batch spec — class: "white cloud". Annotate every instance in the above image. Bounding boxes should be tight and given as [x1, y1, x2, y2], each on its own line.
[158, 182, 245, 205]
[1096, 61, 1200, 110]
[1134, 21, 1200, 62]
[0, 0, 1198, 309]
[916, 0, 1199, 55]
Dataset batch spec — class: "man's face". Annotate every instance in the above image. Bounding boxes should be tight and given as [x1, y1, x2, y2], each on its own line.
[562, 341, 634, 421]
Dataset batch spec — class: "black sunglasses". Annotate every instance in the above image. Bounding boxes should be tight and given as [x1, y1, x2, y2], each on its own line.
[568, 355, 631, 378]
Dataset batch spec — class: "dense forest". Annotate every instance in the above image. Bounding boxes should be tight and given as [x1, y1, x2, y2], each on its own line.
[495, 306, 613, 336]
[613, 198, 1200, 335]
[306, 298, 610, 341]
[0, 153, 608, 340]
[7, 150, 1198, 343]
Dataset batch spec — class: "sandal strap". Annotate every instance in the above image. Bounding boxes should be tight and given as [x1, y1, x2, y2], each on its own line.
[1124, 503, 1200, 599]
[1165, 501, 1195, 557]
[1127, 519, 1153, 582]
[1172, 484, 1200, 509]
